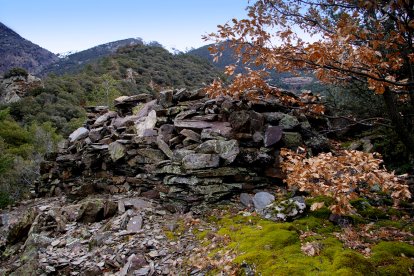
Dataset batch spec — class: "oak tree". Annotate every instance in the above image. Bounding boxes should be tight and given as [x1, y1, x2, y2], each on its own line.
[205, 0, 414, 153]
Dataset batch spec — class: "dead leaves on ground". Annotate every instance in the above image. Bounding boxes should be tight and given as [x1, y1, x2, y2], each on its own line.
[280, 149, 411, 214]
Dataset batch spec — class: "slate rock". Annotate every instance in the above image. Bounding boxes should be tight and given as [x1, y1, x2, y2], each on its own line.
[196, 139, 239, 165]
[250, 111, 264, 132]
[88, 127, 105, 142]
[261, 196, 306, 221]
[126, 215, 143, 232]
[180, 129, 201, 142]
[182, 154, 220, 170]
[135, 110, 157, 136]
[172, 149, 195, 162]
[282, 132, 303, 148]
[94, 111, 116, 126]
[262, 112, 285, 123]
[279, 114, 300, 130]
[240, 193, 253, 208]
[7, 208, 39, 244]
[76, 199, 117, 223]
[108, 141, 126, 162]
[252, 192, 275, 211]
[229, 110, 250, 131]
[159, 89, 173, 107]
[237, 148, 273, 165]
[157, 137, 173, 159]
[174, 120, 213, 130]
[159, 124, 175, 142]
[69, 127, 89, 143]
[264, 126, 283, 147]
[305, 134, 330, 154]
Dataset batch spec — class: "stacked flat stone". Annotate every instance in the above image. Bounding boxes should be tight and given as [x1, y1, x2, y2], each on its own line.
[39, 88, 329, 211]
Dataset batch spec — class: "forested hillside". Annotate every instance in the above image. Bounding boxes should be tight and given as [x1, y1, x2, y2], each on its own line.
[39, 38, 144, 76]
[0, 43, 222, 206]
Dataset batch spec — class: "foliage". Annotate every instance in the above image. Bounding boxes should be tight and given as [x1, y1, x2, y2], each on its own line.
[189, 214, 414, 275]
[8, 86, 85, 136]
[280, 148, 411, 214]
[0, 107, 61, 208]
[87, 74, 122, 108]
[205, 0, 414, 153]
[3, 67, 29, 78]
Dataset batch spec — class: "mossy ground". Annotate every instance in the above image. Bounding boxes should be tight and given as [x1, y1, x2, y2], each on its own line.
[197, 213, 414, 275]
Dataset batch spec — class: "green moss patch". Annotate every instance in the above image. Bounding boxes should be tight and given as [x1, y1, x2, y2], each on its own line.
[205, 214, 414, 275]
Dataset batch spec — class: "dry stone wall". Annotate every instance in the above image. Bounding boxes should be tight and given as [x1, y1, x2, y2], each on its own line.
[39, 88, 329, 211]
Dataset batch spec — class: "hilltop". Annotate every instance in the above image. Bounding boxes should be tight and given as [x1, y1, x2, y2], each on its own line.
[39, 38, 145, 76]
[0, 22, 58, 74]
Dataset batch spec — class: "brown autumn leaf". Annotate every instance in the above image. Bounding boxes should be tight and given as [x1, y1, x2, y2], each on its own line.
[310, 202, 325, 211]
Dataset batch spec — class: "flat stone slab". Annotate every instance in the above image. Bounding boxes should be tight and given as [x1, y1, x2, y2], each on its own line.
[182, 154, 220, 170]
[264, 126, 283, 147]
[126, 215, 143, 233]
[69, 127, 89, 142]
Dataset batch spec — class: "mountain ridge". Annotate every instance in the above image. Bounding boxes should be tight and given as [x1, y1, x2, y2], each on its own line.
[0, 22, 58, 74]
[39, 38, 145, 76]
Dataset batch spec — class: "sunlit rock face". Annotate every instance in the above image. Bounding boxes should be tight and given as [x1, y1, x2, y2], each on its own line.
[0, 74, 43, 104]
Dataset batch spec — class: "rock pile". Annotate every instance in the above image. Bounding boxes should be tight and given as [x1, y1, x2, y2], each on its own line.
[39, 88, 329, 211]
[0, 194, 216, 275]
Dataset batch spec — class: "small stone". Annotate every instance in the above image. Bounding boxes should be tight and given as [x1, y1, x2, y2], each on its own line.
[148, 250, 159, 258]
[46, 266, 56, 273]
[252, 192, 275, 211]
[180, 129, 201, 142]
[196, 139, 239, 165]
[159, 89, 173, 107]
[229, 110, 250, 131]
[157, 137, 173, 159]
[282, 132, 303, 148]
[127, 215, 143, 232]
[51, 240, 60, 247]
[240, 193, 253, 208]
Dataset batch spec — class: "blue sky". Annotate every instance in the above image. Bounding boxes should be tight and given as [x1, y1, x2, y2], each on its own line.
[1, 0, 248, 54]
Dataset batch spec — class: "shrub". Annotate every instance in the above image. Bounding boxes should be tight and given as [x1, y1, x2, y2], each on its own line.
[4, 67, 29, 78]
[280, 149, 411, 214]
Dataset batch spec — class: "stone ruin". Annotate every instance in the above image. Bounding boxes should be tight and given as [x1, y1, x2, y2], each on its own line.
[39, 88, 329, 211]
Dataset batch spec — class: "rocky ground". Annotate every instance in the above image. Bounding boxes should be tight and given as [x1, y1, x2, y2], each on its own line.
[0, 191, 223, 275]
[2, 188, 414, 275]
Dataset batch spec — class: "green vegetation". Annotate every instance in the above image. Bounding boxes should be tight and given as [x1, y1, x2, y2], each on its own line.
[0, 107, 61, 208]
[3, 67, 29, 79]
[204, 214, 414, 275]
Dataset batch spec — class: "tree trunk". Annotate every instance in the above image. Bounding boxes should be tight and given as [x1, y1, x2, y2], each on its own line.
[383, 88, 414, 154]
